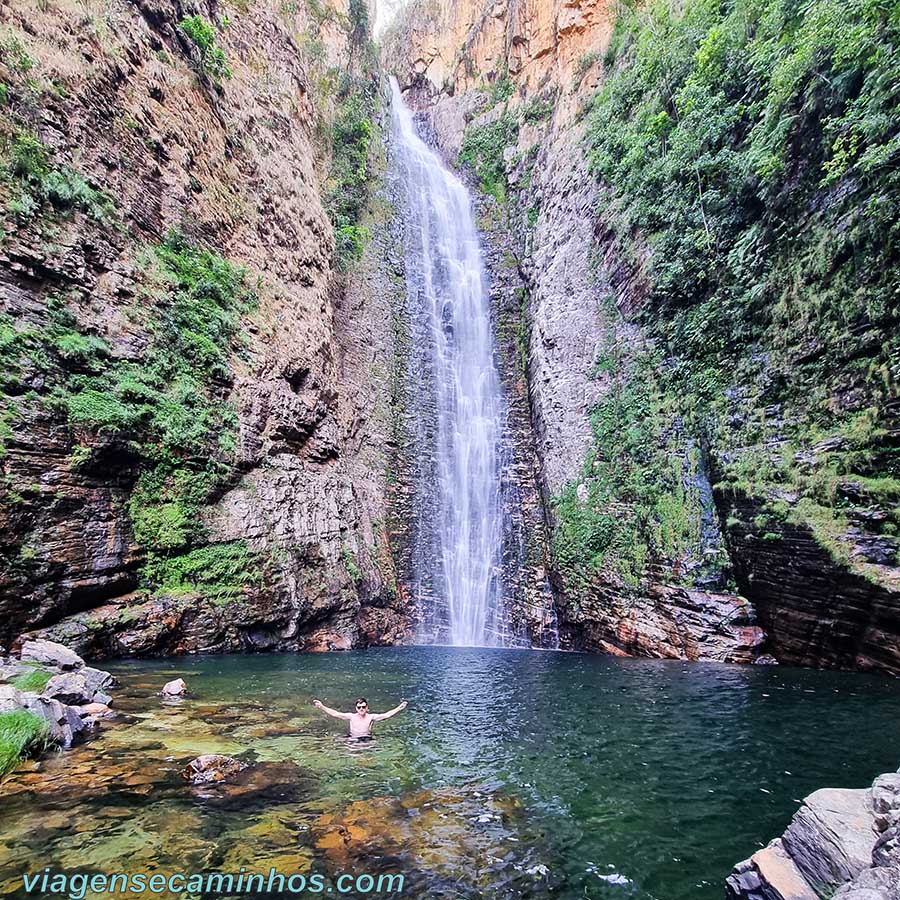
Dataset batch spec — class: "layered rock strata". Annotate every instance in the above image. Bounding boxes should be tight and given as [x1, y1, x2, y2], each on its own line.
[727, 770, 900, 900]
[386, 0, 766, 662]
[385, 0, 900, 672]
[0, 0, 409, 654]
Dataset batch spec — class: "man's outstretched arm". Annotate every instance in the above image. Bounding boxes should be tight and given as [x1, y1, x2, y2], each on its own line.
[372, 700, 408, 721]
[312, 699, 352, 720]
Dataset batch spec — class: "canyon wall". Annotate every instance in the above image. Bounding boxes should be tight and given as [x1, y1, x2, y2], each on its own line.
[385, 0, 900, 671]
[0, 0, 410, 655]
[2, 0, 897, 670]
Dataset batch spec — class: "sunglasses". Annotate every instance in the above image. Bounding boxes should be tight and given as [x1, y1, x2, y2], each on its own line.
[356, 703, 367, 709]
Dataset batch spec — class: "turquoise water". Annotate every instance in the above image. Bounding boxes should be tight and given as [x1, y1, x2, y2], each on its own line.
[2, 647, 899, 899]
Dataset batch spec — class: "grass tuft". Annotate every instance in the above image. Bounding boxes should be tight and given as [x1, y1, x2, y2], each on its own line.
[0, 710, 51, 777]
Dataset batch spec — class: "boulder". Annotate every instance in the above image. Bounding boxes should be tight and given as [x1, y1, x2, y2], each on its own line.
[79, 702, 114, 718]
[162, 678, 187, 696]
[725, 838, 818, 900]
[727, 773, 898, 900]
[873, 826, 900, 868]
[834, 865, 900, 900]
[81, 666, 116, 696]
[0, 658, 23, 682]
[20, 640, 84, 671]
[183, 754, 245, 784]
[0, 683, 21, 713]
[17, 694, 86, 748]
[781, 788, 878, 889]
[43, 672, 91, 705]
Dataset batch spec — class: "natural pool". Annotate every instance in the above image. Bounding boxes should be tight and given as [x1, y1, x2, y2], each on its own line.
[1, 647, 899, 899]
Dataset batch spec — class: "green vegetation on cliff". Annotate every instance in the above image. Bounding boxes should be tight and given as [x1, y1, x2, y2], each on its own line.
[326, 76, 376, 270]
[554, 341, 707, 589]
[179, 16, 232, 83]
[459, 113, 519, 203]
[563, 0, 900, 589]
[0, 223, 262, 602]
[1, 129, 114, 222]
[315, 0, 379, 272]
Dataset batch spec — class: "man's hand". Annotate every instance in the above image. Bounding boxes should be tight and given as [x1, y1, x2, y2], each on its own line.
[399, 700, 408, 710]
[313, 699, 323, 709]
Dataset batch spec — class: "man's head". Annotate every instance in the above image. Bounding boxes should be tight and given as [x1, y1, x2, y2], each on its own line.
[355, 697, 368, 714]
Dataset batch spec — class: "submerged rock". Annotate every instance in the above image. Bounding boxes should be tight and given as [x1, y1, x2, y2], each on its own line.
[79, 702, 115, 719]
[184, 758, 306, 809]
[312, 785, 557, 895]
[162, 678, 187, 697]
[183, 754, 245, 784]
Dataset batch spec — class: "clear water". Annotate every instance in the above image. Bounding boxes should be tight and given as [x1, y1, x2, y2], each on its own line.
[390, 78, 509, 647]
[2, 648, 899, 899]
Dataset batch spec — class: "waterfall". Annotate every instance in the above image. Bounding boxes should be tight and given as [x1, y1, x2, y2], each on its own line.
[389, 77, 509, 648]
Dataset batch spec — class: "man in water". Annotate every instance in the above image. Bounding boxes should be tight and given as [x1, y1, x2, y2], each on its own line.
[312, 697, 408, 738]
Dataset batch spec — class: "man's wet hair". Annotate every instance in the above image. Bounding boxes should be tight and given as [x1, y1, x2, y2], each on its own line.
[356, 697, 367, 705]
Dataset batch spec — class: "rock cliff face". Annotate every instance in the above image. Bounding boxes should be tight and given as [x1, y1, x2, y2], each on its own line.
[384, 0, 767, 663]
[0, 0, 410, 655]
[384, 0, 900, 671]
[3, 0, 897, 670]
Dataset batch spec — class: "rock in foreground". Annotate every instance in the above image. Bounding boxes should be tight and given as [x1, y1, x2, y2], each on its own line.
[727, 770, 900, 900]
[162, 678, 187, 697]
[183, 755, 246, 784]
[0, 641, 117, 766]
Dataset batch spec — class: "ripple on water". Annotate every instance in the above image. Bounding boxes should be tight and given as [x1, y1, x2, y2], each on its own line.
[1, 647, 899, 900]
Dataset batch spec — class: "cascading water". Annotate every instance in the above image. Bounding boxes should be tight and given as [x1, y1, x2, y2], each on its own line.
[390, 77, 509, 647]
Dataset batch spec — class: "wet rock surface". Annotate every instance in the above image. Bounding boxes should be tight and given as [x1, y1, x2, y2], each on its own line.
[566, 584, 766, 662]
[388, 0, 900, 673]
[313, 787, 558, 897]
[390, 1, 766, 663]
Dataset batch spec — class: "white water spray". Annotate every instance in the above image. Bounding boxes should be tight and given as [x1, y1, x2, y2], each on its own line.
[390, 78, 507, 647]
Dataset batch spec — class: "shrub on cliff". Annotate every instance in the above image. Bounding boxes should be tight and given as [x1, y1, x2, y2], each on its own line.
[0, 230, 261, 602]
[1, 130, 114, 222]
[325, 75, 377, 271]
[459, 113, 519, 202]
[179, 15, 232, 83]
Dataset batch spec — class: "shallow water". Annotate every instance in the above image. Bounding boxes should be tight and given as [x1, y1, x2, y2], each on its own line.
[2, 648, 899, 899]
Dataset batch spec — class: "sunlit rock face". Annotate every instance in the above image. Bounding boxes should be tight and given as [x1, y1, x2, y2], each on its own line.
[727, 772, 900, 900]
[383, 1, 765, 664]
[385, 0, 613, 106]
[385, 0, 900, 673]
